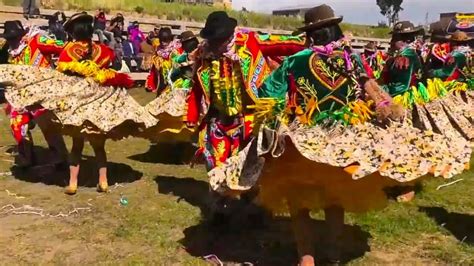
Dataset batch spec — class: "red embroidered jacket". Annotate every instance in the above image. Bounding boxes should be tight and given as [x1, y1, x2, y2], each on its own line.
[186, 31, 305, 124]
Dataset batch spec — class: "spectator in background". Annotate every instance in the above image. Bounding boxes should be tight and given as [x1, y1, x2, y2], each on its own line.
[140, 31, 157, 71]
[22, 0, 40, 19]
[128, 21, 145, 54]
[122, 32, 142, 72]
[48, 11, 67, 42]
[111, 36, 124, 71]
[94, 9, 115, 48]
[107, 13, 125, 39]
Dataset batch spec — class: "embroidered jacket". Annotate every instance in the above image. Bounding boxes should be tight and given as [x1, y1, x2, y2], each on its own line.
[9, 32, 64, 67]
[186, 31, 305, 124]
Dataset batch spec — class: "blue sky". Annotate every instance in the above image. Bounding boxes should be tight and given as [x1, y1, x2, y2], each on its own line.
[232, 0, 474, 25]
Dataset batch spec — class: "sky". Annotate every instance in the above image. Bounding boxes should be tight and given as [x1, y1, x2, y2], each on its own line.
[232, 0, 474, 25]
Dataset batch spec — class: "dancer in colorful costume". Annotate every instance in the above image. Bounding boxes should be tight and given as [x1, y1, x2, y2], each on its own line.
[384, 22, 473, 142]
[2, 20, 68, 168]
[427, 31, 472, 83]
[186, 11, 305, 171]
[146, 27, 182, 95]
[169, 31, 199, 92]
[206, 6, 472, 265]
[55, 13, 132, 194]
[360, 41, 387, 79]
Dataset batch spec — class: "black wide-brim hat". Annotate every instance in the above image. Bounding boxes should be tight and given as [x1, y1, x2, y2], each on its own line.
[2, 20, 26, 40]
[63, 12, 93, 33]
[298, 5, 343, 32]
[200, 11, 237, 40]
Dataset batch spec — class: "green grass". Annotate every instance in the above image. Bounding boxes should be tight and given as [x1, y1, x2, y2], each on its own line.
[0, 88, 472, 264]
[0, 0, 391, 38]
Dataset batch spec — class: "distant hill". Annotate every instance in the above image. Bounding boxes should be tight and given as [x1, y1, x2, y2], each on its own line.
[1, 0, 390, 38]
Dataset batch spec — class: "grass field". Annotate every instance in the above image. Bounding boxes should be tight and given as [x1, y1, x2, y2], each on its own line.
[0, 88, 473, 265]
[0, 0, 391, 38]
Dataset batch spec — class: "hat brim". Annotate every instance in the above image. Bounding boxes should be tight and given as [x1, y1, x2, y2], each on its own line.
[389, 26, 424, 35]
[298, 16, 343, 32]
[182, 35, 198, 42]
[448, 35, 473, 42]
[63, 14, 94, 33]
[430, 33, 450, 41]
[200, 17, 237, 40]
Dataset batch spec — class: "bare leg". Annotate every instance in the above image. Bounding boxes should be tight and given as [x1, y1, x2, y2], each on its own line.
[90, 137, 108, 192]
[324, 206, 345, 263]
[290, 204, 315, 266]
[66, 137, 84, 195]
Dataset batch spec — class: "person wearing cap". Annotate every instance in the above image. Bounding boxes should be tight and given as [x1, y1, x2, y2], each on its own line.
[201, 5, 470, 265]
[169, 31, 199, 90]
[55, 12, 121, 195]
[2, 20, 67, 169]
[360, 41, 388, 79]
[185, 11, 305, 226]
[426, 30, 473, 82]
[382, 21, 426, 97]
[146, 27, 181, 94]
[186, 10, 305, 164]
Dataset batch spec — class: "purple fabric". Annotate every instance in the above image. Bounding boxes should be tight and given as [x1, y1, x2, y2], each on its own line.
[128, 27, 145, 53]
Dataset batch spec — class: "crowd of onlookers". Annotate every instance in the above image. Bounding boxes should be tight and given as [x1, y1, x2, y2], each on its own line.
[41, 9, 163, 73]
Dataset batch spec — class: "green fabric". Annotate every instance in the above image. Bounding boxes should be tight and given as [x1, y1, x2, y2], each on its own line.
[259, 48, 357, 123]
[384, 47, 421, 96]
[432, 51, 466, 80]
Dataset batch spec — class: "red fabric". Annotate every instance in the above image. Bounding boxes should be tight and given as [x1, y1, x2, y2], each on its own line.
[145, 65, 158, 92]
[186, 76, 204, 124]
[9, 35, 63, 67]
[57, 41, 114, 68]
[360, 54, 375, 79]
[103, 72, 134, 88]
[9, 110, 32, 144]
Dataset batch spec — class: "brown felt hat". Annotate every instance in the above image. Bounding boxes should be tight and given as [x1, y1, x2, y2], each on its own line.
[448, 30, 473, 42]
[390, 21, 424, 35]
[364, 41, 378, 52]
[179, 31, 197, 42]
[298, 5, 343, 32]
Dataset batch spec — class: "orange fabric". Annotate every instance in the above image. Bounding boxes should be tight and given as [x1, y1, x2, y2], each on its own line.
[257, 143, 422, 214]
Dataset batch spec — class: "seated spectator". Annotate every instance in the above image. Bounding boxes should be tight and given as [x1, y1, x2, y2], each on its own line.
[108, 13, 125, 39]
[94, 9, 115, 48]
[48, 11, 67, 42]
[110, 36, 124, 71]
[128, 21, 145, 54]
[122, 33, 143, 72]
[94, 9, 107, 31]
[140, 31, 157, 71]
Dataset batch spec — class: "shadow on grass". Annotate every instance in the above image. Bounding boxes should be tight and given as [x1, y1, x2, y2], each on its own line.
[155, 175, 371, 265]
[11, 147, 142, 187]
[128, 142, 196, 165]
[420, 206, 474, 245]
